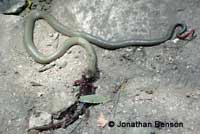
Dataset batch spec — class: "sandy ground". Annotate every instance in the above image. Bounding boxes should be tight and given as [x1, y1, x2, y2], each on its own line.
[0, 0, 200, 134]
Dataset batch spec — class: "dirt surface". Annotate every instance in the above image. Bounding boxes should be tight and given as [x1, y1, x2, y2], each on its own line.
[0, 0, 200, 134]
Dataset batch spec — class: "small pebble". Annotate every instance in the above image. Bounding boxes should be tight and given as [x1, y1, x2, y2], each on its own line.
[37, 91, 45, 97]
[14, 71, 19, 74]
[29, 111, 52, 128]
[48, 33, 53, 37]
[53, 33, 59, 40]
[145, 90, 154, 94]
[28, 129, 39, 134]
[30, 81, 43, 87]
[46, 43, 52, 46]
[125, 47, 133, 52]
[172, 38, 180, 43]
[56, 60, 68, 69]
[67, 50, 72, 54]
[137, 47, 143, 51]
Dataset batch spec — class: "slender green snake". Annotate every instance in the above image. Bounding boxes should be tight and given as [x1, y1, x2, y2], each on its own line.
[24, 13, 97, 78]
[23, 10, 189, 78]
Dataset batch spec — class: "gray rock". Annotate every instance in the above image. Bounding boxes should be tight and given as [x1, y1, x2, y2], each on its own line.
[0, 0, 27, 15]
[0, 13, 29, 134]
[50, 0, 200, 134]
[0, 0, 200, 134]
[29, 111, 52, 128]
[51, 0, 176, 43]
[29, 0, 52, 11]
[50, 90, 75, 113]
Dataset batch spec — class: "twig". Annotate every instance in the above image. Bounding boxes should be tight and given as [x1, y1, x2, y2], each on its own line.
[112, 79, 128, 118]
[69, 118, 83, 134]
[38, 62, 56, 72]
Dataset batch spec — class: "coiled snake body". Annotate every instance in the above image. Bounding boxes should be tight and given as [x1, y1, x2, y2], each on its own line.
[24, 11, 188, 77]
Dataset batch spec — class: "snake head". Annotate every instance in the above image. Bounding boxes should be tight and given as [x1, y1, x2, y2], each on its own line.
[83, 69, 96, 79]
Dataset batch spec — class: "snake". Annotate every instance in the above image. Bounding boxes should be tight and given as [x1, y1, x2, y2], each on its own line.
[23, 10, 189, 78]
